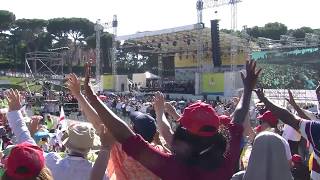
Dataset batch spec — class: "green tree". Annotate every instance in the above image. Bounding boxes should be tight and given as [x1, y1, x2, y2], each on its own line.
[0, 10, 15, 59]
[291, 27, 314, 39]
[0, 10, 15, 32]
[246, 26, 262, 38]
[116, 41, 157, 75]
[262, 22, 288, 40]
[47, 18, 95, 72]
[247, 23, 288, 40]
[9, 19, 51, 66]
[86, 32, 113, 73]
[12, 19, 49, 51]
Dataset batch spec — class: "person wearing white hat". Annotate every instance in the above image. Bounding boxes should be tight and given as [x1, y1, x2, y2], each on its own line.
[5, 89, 111, 180]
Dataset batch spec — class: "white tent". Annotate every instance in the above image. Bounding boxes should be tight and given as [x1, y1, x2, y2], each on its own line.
[132, 72, 160, 87]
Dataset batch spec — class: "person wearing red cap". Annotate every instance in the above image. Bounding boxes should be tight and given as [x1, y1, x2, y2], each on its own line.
[255, 110, 279, 133]
[85, 60, 261, 180]
[291, 154, 310, 180]
[2, 142, 53, 180]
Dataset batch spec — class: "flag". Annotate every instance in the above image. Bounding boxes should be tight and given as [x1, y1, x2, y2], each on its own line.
[59, 106, 65, 122]
[59, 106, 67, 131]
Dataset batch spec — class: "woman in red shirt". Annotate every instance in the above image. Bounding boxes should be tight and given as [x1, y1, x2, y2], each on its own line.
[84, 60, 261, 180]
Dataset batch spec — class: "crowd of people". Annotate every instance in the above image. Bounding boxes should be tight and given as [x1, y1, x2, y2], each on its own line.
[253, 48, 320, 90]
[257, 63, 319, 90]
[0, 60, 320, 179]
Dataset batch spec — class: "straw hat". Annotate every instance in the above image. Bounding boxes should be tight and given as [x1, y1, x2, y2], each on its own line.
[63, 123, 95, 154]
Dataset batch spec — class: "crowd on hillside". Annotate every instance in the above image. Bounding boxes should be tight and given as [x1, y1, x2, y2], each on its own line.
[257, 63, 319, 90]
[0, 60, 320, 180]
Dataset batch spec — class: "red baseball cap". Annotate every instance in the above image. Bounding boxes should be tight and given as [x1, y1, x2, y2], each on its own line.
[178, 101, 220, 137]
[219, 115, 232, 126]
[6, 142, 45, 179]
[257, 110, 278, 127]
[292, 154, 302, 164]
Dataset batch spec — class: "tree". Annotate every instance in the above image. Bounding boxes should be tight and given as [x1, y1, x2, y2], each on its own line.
[12, 19, 50, 51]
[291, 27, 313, 39]
[262, 22, 288, 40]
[0, 10, 15, 32]
[8, 19, 51, 66]
[86, 32, 113, 73]
[246, 22, 288, 40]
[246, 26, 261, 38]
[116, 41, 157, 75]
[47, 18, 95, 72]
[0, 10, 15, 59]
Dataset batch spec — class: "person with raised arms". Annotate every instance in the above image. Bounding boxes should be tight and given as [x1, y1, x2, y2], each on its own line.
[83, 60, 261, 180]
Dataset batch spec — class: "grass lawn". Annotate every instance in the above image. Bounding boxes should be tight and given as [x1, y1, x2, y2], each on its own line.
[0, 76, 42, 91]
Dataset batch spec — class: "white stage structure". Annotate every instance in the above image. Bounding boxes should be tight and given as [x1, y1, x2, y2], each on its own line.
[94, 15, 118, 91]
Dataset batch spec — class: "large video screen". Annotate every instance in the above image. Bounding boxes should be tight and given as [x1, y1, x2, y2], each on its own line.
[251, 48, 320, 90]
[202, 73, 224, 94]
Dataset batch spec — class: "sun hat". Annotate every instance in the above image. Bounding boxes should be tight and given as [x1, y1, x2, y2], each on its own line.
[63, 123, 95, 154]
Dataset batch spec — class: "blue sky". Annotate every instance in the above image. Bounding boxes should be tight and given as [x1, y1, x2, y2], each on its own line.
[2, 0, 319, 36]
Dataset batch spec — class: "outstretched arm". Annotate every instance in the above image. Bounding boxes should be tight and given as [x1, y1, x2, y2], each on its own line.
[90, 125, 114, 180]
[5, 89, 36, 145]
[255, 88, 300, 131]
[154, 92, 174, 147]
[66, 73, 102, 130]
[84, 63, 134, 143]
[286, 89, 310, 120]
[232, 60, 261, 124]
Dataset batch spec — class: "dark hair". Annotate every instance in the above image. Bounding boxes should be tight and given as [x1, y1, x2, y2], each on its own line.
[172, 125, 229, 170]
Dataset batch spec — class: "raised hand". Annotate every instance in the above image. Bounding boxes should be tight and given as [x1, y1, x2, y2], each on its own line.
[5, 89, 22, 112]
[84, 62, 95, 97]
[254, 88, 266, 102]
[66, 73, 81, 97]
[241, 60, 262, 91]
[285, 89, 297, 106]
[29, 115, 43, 136]
[153, 91, 165, 116]
[99, 124, 115, 149]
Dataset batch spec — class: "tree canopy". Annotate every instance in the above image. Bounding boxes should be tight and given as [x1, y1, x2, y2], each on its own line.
[290, 27, 314, 39]
[0, 10, 16, 32]
[47, 18, 95, 72]
[47, 18, 94, 42]
[247, 22, 288, 40]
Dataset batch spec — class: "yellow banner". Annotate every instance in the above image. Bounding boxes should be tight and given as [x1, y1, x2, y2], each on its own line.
[174, 51, 247, 68]
[102, 75, 114, 90]
[221, 51, 247, 65]
[174, 53, 212, 68]
[202, 73, 224, 93]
